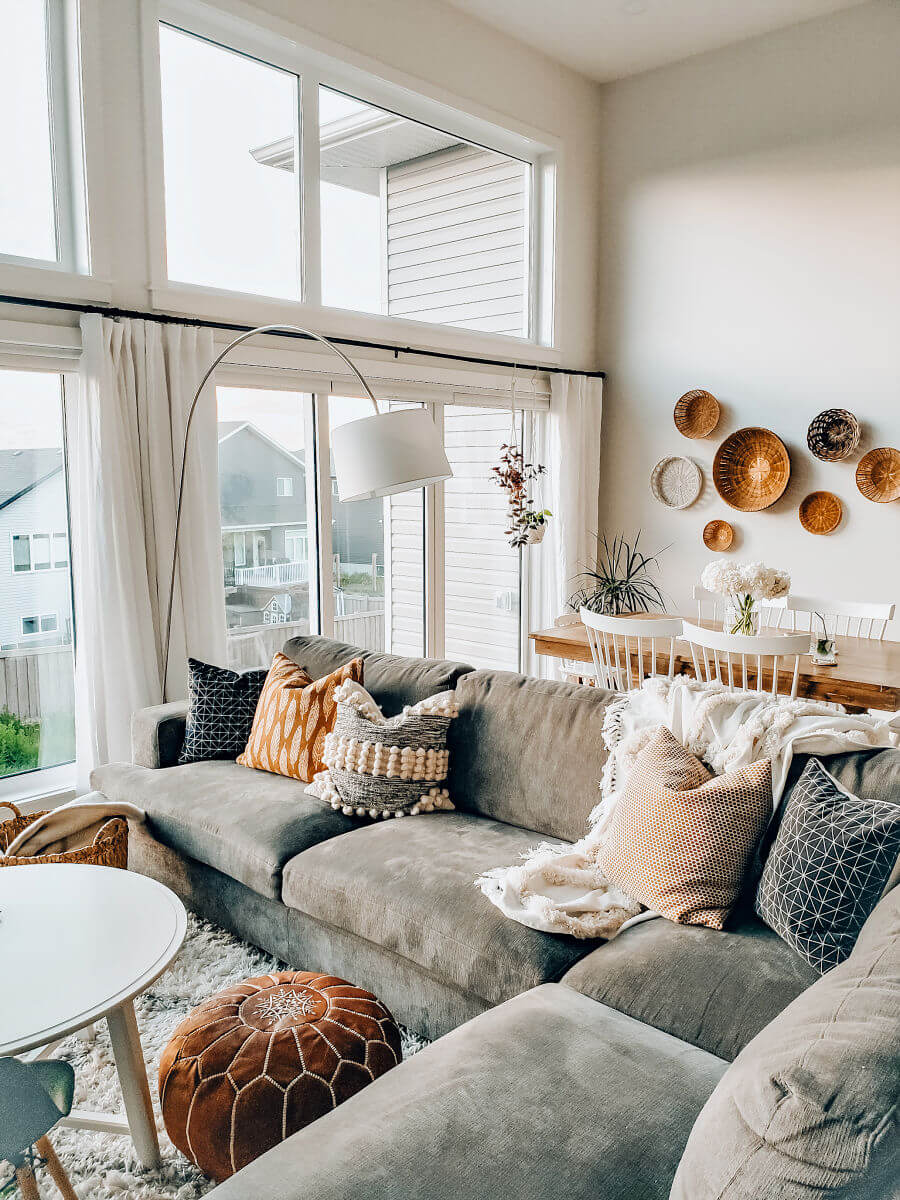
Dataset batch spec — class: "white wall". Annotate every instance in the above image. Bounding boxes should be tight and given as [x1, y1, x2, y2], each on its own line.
[595, 0, 900, 636]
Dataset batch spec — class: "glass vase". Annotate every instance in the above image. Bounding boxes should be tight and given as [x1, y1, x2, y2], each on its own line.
[724, 594, 759, 636]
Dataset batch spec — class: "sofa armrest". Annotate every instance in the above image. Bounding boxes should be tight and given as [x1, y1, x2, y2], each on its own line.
[131, 702, 188, 769]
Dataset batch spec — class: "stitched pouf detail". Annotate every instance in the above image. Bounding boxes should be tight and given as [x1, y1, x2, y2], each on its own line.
[158, 971, 402, 1181]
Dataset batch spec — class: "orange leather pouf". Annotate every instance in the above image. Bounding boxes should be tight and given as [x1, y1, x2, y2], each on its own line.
[158, 970, 402, 1181]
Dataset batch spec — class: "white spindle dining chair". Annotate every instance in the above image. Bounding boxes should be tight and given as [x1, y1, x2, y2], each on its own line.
[681, 622, 809, 700]
[580, 609, 684, 692]
[693, 586, 787, 629]
[784, 596, 895, 641]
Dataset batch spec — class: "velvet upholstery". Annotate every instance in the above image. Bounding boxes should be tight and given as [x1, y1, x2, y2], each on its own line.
[280, 634, 473, 716]
[94, 760, 355, 899]
[672, 887, 900, 1199]
[281, 812, 594, 1006]
[209, 985, 727, 1200]
[449, 669, 616, 841]
[128, 824, 490, 1040]
[562, 909, 818, 1061]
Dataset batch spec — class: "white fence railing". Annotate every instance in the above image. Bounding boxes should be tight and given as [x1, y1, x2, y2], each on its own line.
[234, 561, 310, 587]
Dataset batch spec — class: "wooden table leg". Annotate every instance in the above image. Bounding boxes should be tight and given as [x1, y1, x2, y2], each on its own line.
[34, 1138, 78, 1200]
[106, 1000, 161, 1169]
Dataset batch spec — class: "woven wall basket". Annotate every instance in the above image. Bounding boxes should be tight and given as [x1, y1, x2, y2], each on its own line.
[674, 390, 721, 439]
[713, 427, 791, 511]
[799, 491, 843, 535]
[650, 456, 702, 509]
[856, 447, 900, 504]
[0, 803, 128, 869]
[806, 408, 861, 462]
[703, 519, 734, 552]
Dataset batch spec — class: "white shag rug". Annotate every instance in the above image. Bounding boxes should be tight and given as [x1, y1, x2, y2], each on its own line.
[3, 913, 426, 1200]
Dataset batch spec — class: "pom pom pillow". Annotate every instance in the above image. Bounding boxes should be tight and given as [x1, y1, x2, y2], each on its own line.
[598, 726, 772, 928]
[238, 653, 363, 783]
[306, 680, 458, 819]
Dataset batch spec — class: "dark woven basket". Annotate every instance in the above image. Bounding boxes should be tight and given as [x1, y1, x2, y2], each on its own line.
[0, 802, 128, 869]
[806, 409, 861, 462]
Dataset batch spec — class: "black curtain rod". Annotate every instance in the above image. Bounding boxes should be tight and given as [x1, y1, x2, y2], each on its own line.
[0, 293, 606, 379]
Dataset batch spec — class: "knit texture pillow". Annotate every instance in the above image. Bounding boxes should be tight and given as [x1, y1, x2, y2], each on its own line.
[755, 757, 900, 974]
[598, 726, 773, 928]
[306, 680, 458, 819]
[237, 653, 363, 783]
[180, 659, 268, 764]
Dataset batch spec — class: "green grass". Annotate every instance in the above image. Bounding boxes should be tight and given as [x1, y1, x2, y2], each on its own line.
[0, 709, 75, 778]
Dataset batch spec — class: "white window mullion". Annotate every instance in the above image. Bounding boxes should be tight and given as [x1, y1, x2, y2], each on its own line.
[426, 400, 445, 659]
[312, 393, 334, 635]
[299, 72, 321, 307]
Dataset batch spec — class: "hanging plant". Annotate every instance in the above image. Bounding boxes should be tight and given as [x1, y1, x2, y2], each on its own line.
[491, 442, 551, 548]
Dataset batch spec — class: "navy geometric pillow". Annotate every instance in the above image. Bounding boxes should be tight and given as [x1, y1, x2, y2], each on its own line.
[179, 658, 268, 764]
[756, 757, 900, 973]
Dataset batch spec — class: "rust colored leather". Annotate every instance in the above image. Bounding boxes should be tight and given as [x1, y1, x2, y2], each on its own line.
[158, 970, 402, 1181]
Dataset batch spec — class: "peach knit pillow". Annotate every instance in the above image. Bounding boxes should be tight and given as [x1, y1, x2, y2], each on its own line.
[598, 726, 772, 929]
[237, 653, 364, 783]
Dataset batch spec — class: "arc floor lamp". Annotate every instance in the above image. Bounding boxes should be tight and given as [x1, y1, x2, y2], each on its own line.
[162, 323, 452, 692]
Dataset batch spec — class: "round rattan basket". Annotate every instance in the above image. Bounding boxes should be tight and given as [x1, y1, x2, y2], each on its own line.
[702, 519, 734, 552]
[806, 409, 861, 462]
[674, 390, 721, 439]
[650, 456, 702, 509]
[0, 802, 128, 869]
[856, 447, 900, 504]
[713, 427, 791, 511]
[799, 491, 843, 535]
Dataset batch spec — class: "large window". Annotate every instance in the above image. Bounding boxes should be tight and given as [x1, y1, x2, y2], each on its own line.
[0, 369, 76, 780]
[153, 15, 549, 343]
[0, 0, 85, 270]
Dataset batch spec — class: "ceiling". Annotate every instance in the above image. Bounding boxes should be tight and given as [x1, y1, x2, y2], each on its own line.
[440, 0, 871, 82]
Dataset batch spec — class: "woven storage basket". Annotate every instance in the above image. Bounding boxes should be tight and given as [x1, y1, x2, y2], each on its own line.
[0, 802, 128, 869]
[673, 390, 720, 439]
[702, 519, 734, 552]
[806, 408, 861, 462]
[713, 427, 791, 511]
[856, 447, 900, 504]
[799, 491, 843, 535]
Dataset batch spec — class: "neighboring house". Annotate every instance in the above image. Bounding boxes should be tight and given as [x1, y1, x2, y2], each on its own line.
[0, 449, 72, 651]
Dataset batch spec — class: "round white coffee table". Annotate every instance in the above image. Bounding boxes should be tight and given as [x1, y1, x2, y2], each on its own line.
[0, 864, 187, 1168]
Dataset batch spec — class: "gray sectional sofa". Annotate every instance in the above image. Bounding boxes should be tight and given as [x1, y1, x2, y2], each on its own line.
[92, 635, 900, 1199]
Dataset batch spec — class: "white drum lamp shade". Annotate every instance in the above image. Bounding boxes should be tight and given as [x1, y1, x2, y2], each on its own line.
[332, 407, 452, 502]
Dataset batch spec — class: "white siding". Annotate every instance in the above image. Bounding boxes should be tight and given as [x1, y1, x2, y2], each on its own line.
[386, 146, 529, 337]
[443, 407, 521, 672]
[0, 473, 73, 650]
[386, 488, 424, 656]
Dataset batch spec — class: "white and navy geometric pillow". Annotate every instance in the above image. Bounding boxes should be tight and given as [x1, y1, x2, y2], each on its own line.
[179, 658, 269, 764]
[756, 757, 900, 973]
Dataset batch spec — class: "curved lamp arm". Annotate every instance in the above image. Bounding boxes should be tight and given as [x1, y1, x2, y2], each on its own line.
[162, 323, 379, 697]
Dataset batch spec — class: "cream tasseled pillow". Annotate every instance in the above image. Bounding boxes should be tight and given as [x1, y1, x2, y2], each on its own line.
[306, 680, 458, 820]
[598, 726, 772, 929]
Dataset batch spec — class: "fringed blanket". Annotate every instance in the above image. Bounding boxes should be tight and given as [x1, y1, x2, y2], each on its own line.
[476, 678, 900, 940]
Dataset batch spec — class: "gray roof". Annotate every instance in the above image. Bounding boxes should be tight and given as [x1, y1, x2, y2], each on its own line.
[0, 449, 64, 511]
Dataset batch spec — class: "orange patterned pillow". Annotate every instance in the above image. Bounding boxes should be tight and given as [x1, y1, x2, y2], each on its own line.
[237, 654, 364, 783]
[598, 726, 772, 929]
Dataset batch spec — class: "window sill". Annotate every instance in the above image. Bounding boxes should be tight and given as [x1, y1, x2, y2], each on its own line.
[0, 763, 77, 814]
[150, 284, 562, 370]
[0, 262, 113, 307]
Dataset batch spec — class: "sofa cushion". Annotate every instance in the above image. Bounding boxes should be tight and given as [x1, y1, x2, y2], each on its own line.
[281, 813, 594, 1005]
[208, 984, 728, 1200]
[448, 669, 616, 841]
[92, 760, 355, 900]
[280, 635, 473, 717]
[562, 909, 817, 1061]
[671, 886, 900, 1200]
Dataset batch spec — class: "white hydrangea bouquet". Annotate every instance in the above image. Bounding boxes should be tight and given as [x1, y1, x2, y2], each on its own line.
[700, 560, 790, 635]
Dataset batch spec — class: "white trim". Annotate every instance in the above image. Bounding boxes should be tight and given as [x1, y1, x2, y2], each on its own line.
[0, 763, 76, 809]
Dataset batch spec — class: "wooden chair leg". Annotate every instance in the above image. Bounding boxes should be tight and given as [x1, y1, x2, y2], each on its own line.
[15, 1163, 41, 1200]
[35, 1138, 78, 1200]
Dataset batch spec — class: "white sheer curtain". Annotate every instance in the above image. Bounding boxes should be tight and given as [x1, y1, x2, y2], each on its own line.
[531, 373, 603, 677]
[70, 315, 225, 786]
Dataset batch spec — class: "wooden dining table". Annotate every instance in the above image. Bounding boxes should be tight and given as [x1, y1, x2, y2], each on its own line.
[530, 617, 900, 712]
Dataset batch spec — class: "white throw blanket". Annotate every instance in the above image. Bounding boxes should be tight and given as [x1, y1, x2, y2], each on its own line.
[476, 678, 900, 940]
[3, 797, 145, 858]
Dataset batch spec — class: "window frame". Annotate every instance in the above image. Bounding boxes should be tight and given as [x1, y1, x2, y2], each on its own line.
[143, 0, 559, 356]
[20, 613, 59, 637]
[0, 0, 111, 302]
[9, 531, 69, 573]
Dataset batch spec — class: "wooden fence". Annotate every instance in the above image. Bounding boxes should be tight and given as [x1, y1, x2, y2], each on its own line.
[0, 645, 75, 722]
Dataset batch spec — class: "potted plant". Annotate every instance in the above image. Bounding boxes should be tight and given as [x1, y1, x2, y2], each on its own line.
[700, 561, 790, 636]
[567, 532, 668, 615]
[491, 443, 551, 547]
